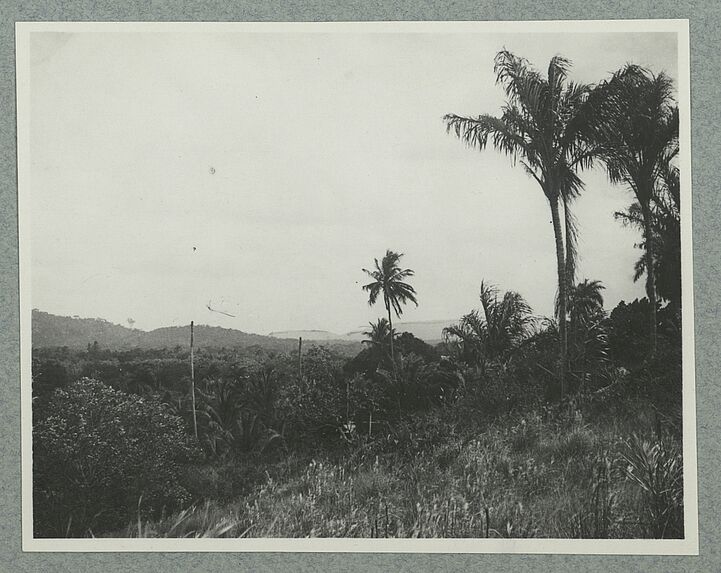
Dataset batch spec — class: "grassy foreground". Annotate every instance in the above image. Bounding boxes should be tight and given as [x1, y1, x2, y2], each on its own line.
[113, 394, 683, 540]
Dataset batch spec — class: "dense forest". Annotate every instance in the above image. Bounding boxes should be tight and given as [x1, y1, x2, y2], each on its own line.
[32, 51, 684, 540]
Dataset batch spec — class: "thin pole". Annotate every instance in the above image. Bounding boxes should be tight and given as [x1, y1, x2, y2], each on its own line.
[190, 321, 198, 439]
[298, 336, 303, 381]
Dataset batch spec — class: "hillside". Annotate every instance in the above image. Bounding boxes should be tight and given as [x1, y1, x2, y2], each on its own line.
[32, 310, 297, 352]
[137, 325, 297, 352]
[32, 311, 143, 349]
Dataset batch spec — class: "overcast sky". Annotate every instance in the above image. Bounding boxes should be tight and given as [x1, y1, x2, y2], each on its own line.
[26, 26, 679, 334]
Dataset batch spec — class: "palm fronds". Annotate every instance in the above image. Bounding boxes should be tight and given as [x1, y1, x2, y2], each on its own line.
[444, 281, 534, 369]
[362, 250, 418, 365]
[621, 434, 683, 538]
[362, 318, 395, 347]
[362, 250, 418, 317]
[443, 50, 606, 390]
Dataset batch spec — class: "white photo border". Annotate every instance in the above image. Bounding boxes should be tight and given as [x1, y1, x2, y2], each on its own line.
[16, 18, 697, 554]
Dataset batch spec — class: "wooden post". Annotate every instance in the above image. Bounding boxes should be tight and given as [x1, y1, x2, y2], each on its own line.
[298, 336, 303, 381]
[190, 321, 198, 440]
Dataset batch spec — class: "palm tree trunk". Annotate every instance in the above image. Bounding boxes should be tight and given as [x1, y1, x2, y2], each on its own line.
[385, 298, 395, 365]
[641, 200, 658, 355]
[550, 197, 568, 397]
[563, 195, 575, 376]
[385, 297, 401, 417]
[563, 194, 575, 290]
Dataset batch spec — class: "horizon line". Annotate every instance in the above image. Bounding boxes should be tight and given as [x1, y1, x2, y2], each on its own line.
[31, 308, 461, 339]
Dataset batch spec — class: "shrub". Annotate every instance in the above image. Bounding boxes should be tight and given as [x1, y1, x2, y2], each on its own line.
[621, 434, 683, 538]
[554, 427, 595, 461]
[31, 358, 70, 400]
[33, 378, 199, 537]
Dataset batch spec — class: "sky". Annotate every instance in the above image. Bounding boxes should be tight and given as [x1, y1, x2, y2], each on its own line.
[26, 25, 680, 335]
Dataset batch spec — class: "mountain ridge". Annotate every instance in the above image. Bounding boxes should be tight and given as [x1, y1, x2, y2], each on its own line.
[31, 310, 451, 350]
[32, 310, 302, 352]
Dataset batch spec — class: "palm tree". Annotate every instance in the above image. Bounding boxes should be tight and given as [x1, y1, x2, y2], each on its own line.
[362, 250, 418, 365]
[649, 161, 681, 309]
[443, 309, 487, 366]
[566, 279, 608, 389]
[195, 379, 244, 457]
[362, 318, 396, 354]
[480, 281, 534, 360]
[614, 159, 681, 311]
[444, 281, 533, 373]
[567, 279, 605, 328]
[198, 379, 243, 434]
[444, 51, 599, 395]
[591, 65, 679, 353]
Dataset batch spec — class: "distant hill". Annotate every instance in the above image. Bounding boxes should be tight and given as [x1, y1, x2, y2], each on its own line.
[32, 310, 444, 352]
[32, 311, 142, 349]
[344, 319, 451, 344]
[269, 330, 342, 341]
[269, 319, 452, 344]
[32, 310, 297, 352]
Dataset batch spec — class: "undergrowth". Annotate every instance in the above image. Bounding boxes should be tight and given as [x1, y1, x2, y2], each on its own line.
[109, 396, 683, 539]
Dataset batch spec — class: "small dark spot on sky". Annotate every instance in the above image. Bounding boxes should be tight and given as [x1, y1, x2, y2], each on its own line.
[209, 167, 216, 175]
[193, 246, 197, 252]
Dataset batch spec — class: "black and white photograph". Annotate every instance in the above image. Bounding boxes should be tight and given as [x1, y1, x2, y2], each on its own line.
[16, 20, 696, 553]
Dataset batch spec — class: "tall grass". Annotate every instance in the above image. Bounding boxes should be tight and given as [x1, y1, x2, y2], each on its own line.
[114, 397, 682, 539]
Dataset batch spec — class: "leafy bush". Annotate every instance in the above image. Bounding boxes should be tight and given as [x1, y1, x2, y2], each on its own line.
[31, 358, 71, 400]
[606, 298, 681, 373]
[33, 378, 199, 537]
[277, 348, 349, 444]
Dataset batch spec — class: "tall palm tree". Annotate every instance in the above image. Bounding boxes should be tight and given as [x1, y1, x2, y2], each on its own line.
[444, 50, 599, 395]
[362, 250, 418, 365]
[614, 157, 681, 311]
[591, 65, 679, 353]
[648, 160, 681, 309]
